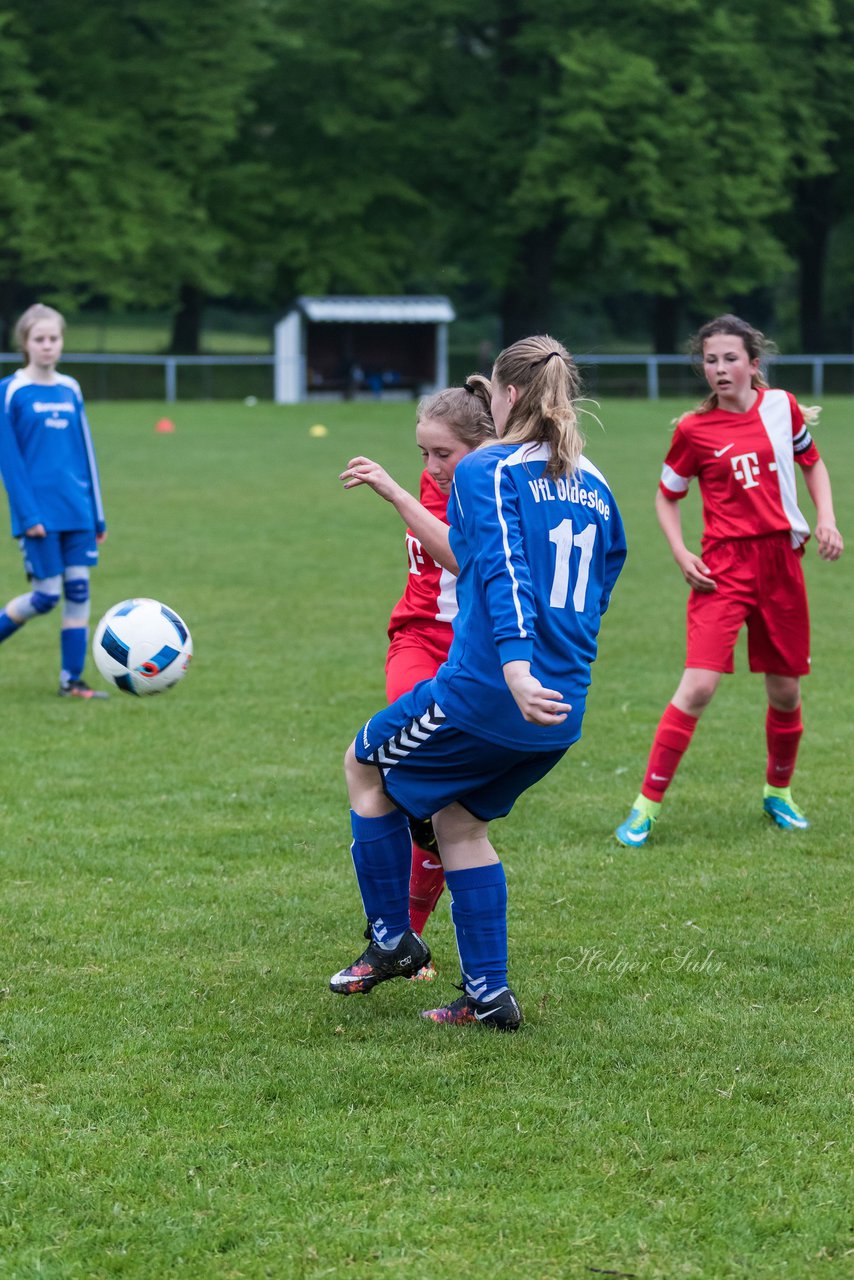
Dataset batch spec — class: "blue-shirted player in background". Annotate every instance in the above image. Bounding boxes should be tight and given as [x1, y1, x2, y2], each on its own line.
[0, 303, 108, 698]
[329, 334, 627, 1031]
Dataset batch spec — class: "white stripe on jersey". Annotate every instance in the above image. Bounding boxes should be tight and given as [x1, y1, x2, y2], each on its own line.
[576, 452, 610, 487]
[758, 389, 810, 549]
[660, 462, 690, 494]
[4, 368, 31, 412]
[435, 566, 458, 622]
[494, 442, 549, 639]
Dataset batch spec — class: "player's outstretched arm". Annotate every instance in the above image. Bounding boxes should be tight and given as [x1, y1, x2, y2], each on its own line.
[655, 489, 716, 592]
[339, 455, 458, 573]
[802, 459, 844, 561]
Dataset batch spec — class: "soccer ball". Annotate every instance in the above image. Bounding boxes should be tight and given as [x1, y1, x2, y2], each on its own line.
[93, 598, 193, 696]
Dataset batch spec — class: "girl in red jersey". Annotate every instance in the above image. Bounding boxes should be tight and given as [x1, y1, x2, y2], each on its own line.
[340, 383, 494, 965]
[615, 315, 844, 846]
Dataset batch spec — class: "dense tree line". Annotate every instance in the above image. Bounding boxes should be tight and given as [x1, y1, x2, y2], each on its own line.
[1, 0, 853, 352]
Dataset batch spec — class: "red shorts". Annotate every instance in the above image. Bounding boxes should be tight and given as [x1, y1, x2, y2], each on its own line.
[385, 622, 452, 702]
[686, 534, 810, 676]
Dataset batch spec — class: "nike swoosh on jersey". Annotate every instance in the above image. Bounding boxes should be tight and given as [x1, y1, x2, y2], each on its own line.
[713, 443, 734, 457]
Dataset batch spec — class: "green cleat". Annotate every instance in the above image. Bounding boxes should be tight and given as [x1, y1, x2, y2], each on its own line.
[763, 786, 809, 831]
[615, 795, 661, 847]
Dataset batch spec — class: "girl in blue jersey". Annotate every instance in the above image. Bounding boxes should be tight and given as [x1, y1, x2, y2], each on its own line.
[0, 304, 108, 697]
[329, 335, 627, 1030]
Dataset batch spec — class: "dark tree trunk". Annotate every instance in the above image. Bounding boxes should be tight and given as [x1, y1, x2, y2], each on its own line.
[0, 279, 21, 351]
[169, 284, 204, 355]
[795, 177, 833, 353]
[499, 223, 561, 345]
[652, 293, 682, 354]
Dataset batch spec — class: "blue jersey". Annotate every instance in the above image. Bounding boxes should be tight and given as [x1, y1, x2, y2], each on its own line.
[431, 441, 626, 750]
[0, 371, 106, 537]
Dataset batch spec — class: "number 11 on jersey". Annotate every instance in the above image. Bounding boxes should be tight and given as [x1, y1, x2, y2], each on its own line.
[548, 519, 596, 611]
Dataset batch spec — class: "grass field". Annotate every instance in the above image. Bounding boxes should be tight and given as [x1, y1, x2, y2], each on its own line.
[0, 397, 851, 1279]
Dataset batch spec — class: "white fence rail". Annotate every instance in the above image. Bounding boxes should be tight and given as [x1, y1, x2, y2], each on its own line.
[2, 351, 853, 401]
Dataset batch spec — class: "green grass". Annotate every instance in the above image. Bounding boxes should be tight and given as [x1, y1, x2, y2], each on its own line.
[0, 398, 851, 1279]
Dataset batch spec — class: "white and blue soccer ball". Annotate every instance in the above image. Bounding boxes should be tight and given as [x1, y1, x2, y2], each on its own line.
[93, 598, 193, 696]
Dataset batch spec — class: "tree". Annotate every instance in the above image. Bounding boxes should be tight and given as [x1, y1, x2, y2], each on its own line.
[0, 0, 274, 352]
[514, 0, 795, 350]
[767, 0, 854, 350]
[0, 9, 48, 345]
[237, 0, 445, 309]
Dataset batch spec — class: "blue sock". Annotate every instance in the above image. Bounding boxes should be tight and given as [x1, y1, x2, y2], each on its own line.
[446, 863, 508, 1002]
[349, 809, 412, 949]
[0, 611, 22, 642]
[60, 627, 87, 683]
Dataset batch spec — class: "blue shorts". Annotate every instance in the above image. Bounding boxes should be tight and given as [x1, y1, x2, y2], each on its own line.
[354, 681, 567, 822]
[20, 530, 99, 581]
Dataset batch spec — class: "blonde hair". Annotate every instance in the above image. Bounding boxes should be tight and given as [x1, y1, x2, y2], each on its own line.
[417, 383, 495, 448]
[15, 303, 65, 355]
[482, 334, 584, 480]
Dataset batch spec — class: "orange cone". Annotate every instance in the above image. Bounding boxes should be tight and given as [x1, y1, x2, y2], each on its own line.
[155, 418, 175, 433]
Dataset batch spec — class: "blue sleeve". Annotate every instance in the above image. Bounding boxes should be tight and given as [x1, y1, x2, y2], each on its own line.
[453, 451, 537, 666]
[599, 503, 628, 615]
[0, 393, 41, 533]
[76, 390, 106, 534]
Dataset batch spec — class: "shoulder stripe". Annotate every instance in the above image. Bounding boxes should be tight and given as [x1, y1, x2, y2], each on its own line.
[576, 453, 610, 489]
[494, 454, 528, 639]
[4, 369, 32, 413]
[54, 372, 83, 398]
[501, 441, 550, 468]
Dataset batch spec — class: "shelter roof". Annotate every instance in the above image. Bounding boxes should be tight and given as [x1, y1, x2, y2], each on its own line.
[295, 296, 455, 324]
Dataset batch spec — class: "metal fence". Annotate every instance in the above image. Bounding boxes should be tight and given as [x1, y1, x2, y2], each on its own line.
[3, 350, 854, 401]
[572, 353, 854, 399]
[0, 353, 275, 403]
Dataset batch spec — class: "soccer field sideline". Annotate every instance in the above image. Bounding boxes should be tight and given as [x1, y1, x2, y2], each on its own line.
[0, 398, 850, 1279]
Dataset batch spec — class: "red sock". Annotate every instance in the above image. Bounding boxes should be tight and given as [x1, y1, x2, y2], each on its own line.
[641, 702, 699, 802]
[409, 842, 445, 936]
[766, 704, 803, 787]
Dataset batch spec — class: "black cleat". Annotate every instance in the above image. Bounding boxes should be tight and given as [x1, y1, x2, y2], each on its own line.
[421, 987, 522, 1032]
[329, 929, 431, 995]
[58, 679, 108, 700]
[409, 815, 440, 857]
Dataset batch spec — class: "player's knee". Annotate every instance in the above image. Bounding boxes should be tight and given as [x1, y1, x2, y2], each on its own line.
[677, 670, 719, 712]
[433, 803, 483, 847]
[63, 575, 90, 605]
[344, 745, 390, 816]
[767, 677, 801, 713]
[31, 589, 61, 615]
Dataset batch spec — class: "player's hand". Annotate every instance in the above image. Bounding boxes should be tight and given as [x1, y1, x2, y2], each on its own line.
[96, 531, 107, 544]
[24, 523, 46, 538]
[676, 549, 716, 592]
[814, 522, 843, 561]
[503, 661, 572, 726]
[339, 456, 401, 503]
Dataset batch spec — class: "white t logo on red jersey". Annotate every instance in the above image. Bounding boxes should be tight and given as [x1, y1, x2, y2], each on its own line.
[731, 452, 760, 489]
[406, 533, 425, 574]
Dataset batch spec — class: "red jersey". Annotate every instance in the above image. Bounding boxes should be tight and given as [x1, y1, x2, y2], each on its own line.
[659, 388, 821, 552]
[387, 470, 458, 638]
